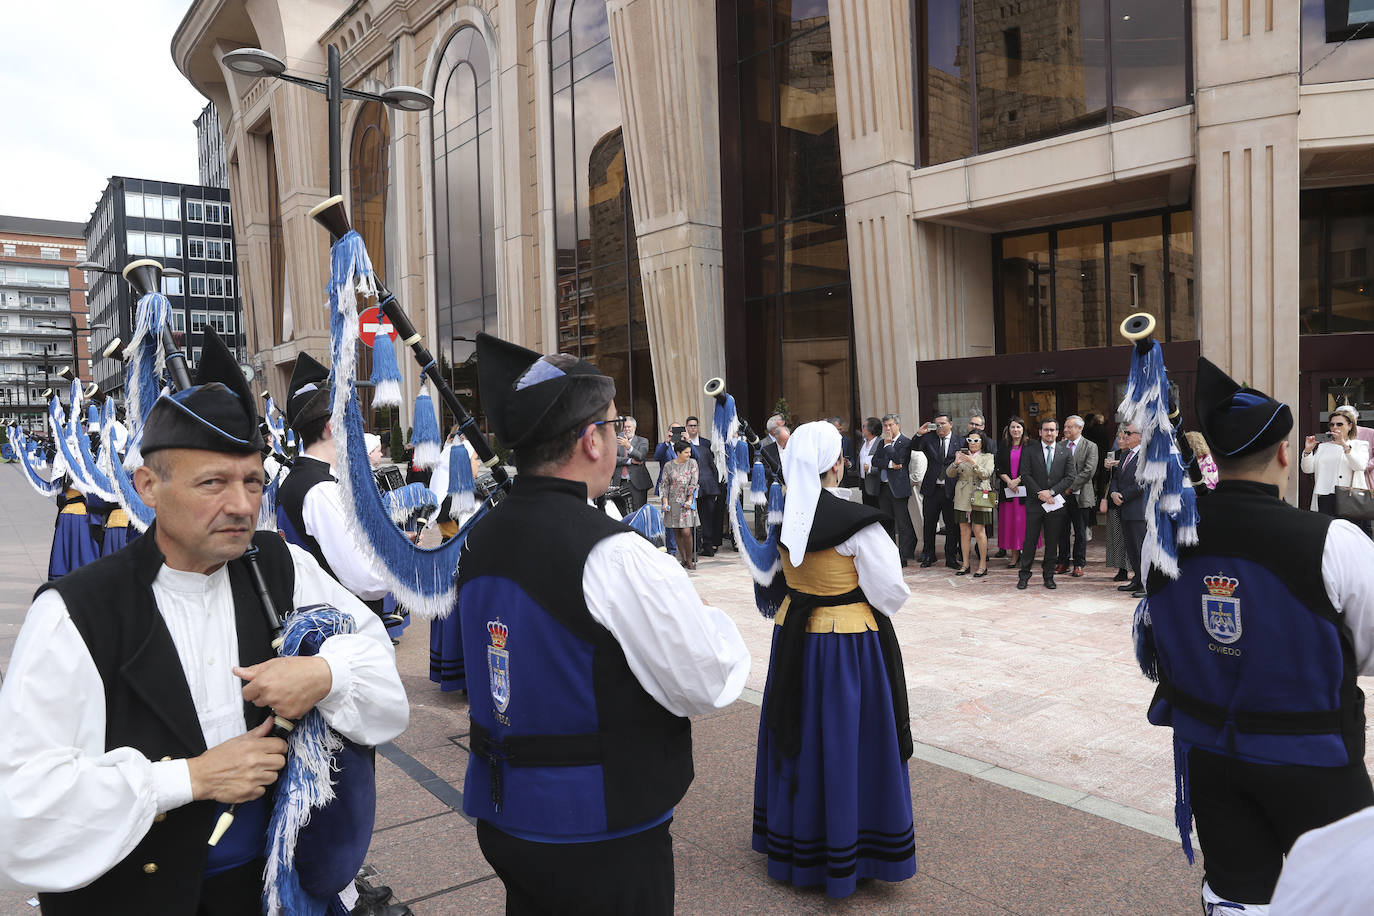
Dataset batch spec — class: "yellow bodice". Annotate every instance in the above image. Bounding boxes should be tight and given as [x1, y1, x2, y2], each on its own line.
[775, 545, 876, 634]
[60, 488, 86, 516]
[105, 507, 129, 528]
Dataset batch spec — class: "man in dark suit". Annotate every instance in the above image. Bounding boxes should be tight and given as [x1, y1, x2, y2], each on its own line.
[873, 414, 917, 566]
[830, 416, 860, 488]
[613, 416, 652, 511]
[1110, 424, 1147, 597]
[1017, 416, 1074, 590]
[915, 413, 965, 568]
[685, 416, 721, 556]
[760, 414, 788, 485]
[858, 417, 883, 508]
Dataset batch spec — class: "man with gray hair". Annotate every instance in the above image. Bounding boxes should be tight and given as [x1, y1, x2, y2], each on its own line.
[612, 416, 652, 512]
[761, 414, 788, 485]
[1056, 415, 1099, 578]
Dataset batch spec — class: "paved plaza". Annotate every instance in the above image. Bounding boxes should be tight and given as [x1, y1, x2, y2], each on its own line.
[3, 466, 1370, 913]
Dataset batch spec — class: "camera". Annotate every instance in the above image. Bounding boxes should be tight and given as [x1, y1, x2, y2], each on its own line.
[670, 424, 686, 443]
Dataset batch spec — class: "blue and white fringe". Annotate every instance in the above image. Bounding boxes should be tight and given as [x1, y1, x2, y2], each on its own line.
[368, 335, 403, 409]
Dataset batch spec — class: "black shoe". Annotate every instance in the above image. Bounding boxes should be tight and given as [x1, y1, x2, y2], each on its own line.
[994, 549, 1007, 558]
[956, 566, 970, 576]
[699, 548, 716, 558]
[1118, 581, 1142, 592]
[1044, 577, 1057, 589]
[901, 559, 909, 568]
[945, 560, 962, 570]
[1112, 569, 1130, 582]
[357, 884, 393, 906]
[1016, 578, 1029, 590]
[1131, 589, 1147, 599]
[919, 558, 935, 568]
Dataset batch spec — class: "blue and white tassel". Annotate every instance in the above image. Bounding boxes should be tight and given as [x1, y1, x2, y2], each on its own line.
[8, 426, 62, 499]
[323, 216, 475, 619]
[385, 482, 438, 525]
[124, 288, 172, 466]
[409, 388, 441, 470]
[368, 335, 403, 409]
[446, 442, 476, 519]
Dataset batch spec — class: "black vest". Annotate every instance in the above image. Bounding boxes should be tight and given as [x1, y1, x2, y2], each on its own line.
[276, 455, 336, 579]
[457, 475, 694, 833]
[35, 528, 294, 916]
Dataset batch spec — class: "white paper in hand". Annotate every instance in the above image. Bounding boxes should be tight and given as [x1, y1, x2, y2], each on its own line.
[1043, 494, 1066, 512]
[1004, 486, 1027, 499]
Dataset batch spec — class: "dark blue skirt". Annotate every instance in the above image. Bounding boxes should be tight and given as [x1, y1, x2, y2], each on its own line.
[752, 625, 916, 898]
[48, 512, 100, 580]
[100, 524, 138, 557]
[429, 603, 465, 693]
[381, 593, 410, 640]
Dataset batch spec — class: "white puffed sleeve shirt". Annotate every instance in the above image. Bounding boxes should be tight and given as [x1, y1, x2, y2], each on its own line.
[0, 544, 407, 892]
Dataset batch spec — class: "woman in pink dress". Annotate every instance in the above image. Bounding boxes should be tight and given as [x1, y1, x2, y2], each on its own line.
[994, 416, 1033, 566]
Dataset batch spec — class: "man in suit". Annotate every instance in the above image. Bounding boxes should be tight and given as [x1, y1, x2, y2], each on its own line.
[874, 414, 916, 566]
[858, 417, 883, 508]
[915, 413, 965, 568]
[830, 416, 861, 488]
[1110, 424, 1147, 598]
[1017, 416, 1074, 590]
[760, 414, 788, 485]
[684, 416, 721, 556]
[1056, 415, 1100, 577]
[613, 416, 652, 512]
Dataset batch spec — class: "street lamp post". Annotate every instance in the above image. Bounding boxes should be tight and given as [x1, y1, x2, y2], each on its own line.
[221, 46, 433, 195]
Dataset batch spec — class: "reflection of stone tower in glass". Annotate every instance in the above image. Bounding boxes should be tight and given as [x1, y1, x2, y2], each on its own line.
[973, 0, 1089, 150]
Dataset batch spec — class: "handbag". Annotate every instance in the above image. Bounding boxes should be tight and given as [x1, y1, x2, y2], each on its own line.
[1334, 484, 1374, 521]
[971, 484, 998, 511]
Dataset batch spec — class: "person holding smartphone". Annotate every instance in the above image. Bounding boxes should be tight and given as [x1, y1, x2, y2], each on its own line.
[1301, 406, 1371, 534]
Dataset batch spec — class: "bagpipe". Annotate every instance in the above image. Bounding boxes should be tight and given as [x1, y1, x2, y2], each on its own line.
[702, 377, 786, 615]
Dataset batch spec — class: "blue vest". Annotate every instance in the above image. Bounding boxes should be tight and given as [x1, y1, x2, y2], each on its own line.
[457, 475, 693, 840]
[1145, 481, 1365, 768]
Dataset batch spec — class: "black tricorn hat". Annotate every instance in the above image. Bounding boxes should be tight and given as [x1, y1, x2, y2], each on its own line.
[140, 327, 264, 456]
[1194, 357, 1292, 458]
[476, 333, 615, 449]
[286, 353, 332, 431]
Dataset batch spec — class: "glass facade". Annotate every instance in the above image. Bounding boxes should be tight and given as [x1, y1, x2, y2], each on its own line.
[996, 209, 1195, 354]
[1301, 187, 1374, 334]
[917, 0, 1190, 167]
[351, 101, 391, 429]
[731, 0, 855, 426]
[549, 0, 656, 434]
[1303, 0, 1374, 83]
[431, 26, 497, 430]
[266, 133, 285, 344]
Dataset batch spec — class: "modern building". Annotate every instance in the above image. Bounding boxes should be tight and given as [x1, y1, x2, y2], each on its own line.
[0, 216, 90, 434]
[172, 0, 1374, 502]
[196, 102, 229, 189]
[85, 177, 243, 396]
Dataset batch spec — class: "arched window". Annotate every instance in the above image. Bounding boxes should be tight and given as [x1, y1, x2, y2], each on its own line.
[350, 101, 390, 427]
[432, 26, 496, 432]
[550, 0, 656, 434]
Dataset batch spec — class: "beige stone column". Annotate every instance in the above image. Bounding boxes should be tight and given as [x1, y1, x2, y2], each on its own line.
[1193, 1, 1301, 412]
[826, 0, 931, 423]
[605, 0, 725, 432]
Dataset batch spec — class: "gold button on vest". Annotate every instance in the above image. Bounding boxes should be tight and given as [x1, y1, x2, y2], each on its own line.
[142, 863, 158, 875]
[153, 813, 166, 823]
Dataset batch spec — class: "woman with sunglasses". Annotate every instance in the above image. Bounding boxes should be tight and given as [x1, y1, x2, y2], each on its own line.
[660, 438, 700, 568]
[948, 430, 995, 576]
[1301, 406, 1372, 535]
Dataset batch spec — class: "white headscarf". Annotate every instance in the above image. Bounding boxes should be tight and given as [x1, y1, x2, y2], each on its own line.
[780, 421, 843, 566]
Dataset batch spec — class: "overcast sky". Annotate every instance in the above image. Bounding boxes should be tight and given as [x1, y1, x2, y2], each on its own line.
[0, 0, 209, 226]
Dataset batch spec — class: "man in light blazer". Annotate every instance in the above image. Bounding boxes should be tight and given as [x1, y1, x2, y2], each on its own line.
[1056, 415, 1100, 577]
[1018, 416, 1074, 590]
[613, 416, 652, 511]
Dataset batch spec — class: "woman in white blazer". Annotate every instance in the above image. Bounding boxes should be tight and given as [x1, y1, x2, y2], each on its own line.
[1301, 406, 1371, 534]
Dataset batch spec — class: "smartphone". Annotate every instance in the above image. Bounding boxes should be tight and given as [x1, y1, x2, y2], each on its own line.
[958, 447, 971, 455]
[1315, 432, 1336, 444]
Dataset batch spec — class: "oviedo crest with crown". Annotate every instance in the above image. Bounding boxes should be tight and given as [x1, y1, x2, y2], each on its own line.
[487, 619, 511, 714]
[1201, 574, 1242, 645]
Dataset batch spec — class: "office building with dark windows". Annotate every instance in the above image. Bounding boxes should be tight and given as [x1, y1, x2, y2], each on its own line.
[0, 216, 90, 434]
[84, 177, 243, 396]
[174, 0, 1374, 503]
[196, 102, 230, 189]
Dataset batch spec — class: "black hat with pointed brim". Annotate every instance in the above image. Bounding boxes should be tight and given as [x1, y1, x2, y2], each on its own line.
[286, 352, 332, 431]
[476, 333, 615, 449]
[1194, 356, 1292, 458]
[140, 327, 264, 455]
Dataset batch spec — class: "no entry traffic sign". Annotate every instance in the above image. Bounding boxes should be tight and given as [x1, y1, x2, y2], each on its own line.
[359, 306, 398, 347]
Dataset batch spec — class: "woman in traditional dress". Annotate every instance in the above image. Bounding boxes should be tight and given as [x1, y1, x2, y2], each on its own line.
[994, 416, 1032, 567]
[753, 421, 915, 899]
[428, 431, 483, 692]
[660, 438, 699, 569]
